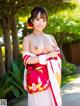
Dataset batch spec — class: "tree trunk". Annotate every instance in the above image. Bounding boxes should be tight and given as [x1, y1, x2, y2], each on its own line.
[2, 17, 13, 72]
[0, 43, 6, 78]
[11, 16, 19, 60]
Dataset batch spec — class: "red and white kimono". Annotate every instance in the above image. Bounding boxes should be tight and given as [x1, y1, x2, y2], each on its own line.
[22, 48, 62, 106]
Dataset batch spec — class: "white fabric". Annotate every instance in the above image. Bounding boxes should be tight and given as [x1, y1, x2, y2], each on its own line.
[57, 54, 62, 69]
[28, 87, 53, 106]
[51, 59, 61, 73]
[38, 54, 46, 64]
[47, 60, 62, 106]
[23, 68, 27, 90]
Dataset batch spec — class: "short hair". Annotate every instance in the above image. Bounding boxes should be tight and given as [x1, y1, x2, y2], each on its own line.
[28, 6, 48, 24]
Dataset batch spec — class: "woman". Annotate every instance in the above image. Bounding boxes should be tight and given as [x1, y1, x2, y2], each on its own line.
[22, 6, 62, 106]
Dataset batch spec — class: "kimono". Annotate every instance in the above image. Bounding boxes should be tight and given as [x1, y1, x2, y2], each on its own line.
[22, 48, 62, 106]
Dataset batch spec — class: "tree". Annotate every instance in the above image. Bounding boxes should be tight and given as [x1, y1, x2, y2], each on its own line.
[0, 0, 35, 72]
[11, 16, 19, 60]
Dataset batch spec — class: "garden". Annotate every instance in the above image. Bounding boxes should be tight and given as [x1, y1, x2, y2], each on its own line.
[0, 0, 80, 103]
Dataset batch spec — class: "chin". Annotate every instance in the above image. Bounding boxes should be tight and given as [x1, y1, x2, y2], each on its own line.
[37, 28, 44, 32]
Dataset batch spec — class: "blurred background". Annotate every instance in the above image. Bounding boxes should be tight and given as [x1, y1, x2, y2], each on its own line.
[0, 0, 80, 104]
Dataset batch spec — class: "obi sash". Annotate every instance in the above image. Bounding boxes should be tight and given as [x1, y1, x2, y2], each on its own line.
[22, 52, 49, 94]
[22, 49, 62, 106]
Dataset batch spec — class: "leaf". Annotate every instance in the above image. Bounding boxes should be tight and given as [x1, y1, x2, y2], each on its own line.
[0, 86, 13, 98]
[12, 87, 20, 97]
[12, 62, 21, 76]
[10, 79, 27, 96]
[0, 74, 12, 88]
[10, 71, 22, 85]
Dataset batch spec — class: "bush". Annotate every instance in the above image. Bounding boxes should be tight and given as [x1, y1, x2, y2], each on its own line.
[0, 74, 13, 99]
[0, 54, 27, 100]
[62, 59, 77, 76]
[10, 53, 27, 98]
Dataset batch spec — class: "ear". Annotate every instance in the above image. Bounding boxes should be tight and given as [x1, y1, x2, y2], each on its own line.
[31, 19, 33, 23]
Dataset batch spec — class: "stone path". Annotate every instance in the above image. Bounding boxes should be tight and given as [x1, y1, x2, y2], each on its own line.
[61, 77, 80, 106]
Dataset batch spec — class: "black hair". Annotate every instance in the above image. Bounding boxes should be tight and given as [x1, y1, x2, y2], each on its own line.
[27, 6, 48, 25]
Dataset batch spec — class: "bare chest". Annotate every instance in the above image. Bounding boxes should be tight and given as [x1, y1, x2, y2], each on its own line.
[29, 35, 56, 54]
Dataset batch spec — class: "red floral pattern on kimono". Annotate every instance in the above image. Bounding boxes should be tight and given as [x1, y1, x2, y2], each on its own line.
[26, 63, 49, 94]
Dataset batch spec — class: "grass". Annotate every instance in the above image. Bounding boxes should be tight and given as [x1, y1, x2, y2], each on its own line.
[61, 73, 80, 86]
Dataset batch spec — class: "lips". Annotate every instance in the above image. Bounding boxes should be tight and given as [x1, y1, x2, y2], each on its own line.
[37, 25, 44, 29]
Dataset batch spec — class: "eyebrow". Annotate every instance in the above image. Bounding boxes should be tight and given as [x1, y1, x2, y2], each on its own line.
[36, 16, 47, 19]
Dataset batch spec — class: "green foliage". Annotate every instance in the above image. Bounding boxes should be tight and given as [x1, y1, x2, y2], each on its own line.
[0, 54, 27, 99]
[0, 74, 13, 98]
[44, 2, 80, 43]
[61, 73, 79, 86]
[10, 53, 27, 97]
[62, 59, 77, 76]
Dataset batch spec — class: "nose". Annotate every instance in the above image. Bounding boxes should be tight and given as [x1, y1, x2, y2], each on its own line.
[38, 19, 43, 26]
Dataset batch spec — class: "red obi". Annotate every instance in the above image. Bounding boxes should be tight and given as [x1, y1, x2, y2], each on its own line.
[25, 63, 49, 94]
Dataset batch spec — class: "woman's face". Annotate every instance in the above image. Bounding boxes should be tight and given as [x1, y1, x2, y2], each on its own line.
[32, 12, 47, 32]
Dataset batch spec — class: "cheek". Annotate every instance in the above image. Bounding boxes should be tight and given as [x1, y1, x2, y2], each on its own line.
[33, 21, 38, 26]
[43, 22, 47, 27]
[32, 22, 37, 28]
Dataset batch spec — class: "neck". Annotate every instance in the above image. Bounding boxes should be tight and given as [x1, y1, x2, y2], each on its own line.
[33, 30, 44, 36]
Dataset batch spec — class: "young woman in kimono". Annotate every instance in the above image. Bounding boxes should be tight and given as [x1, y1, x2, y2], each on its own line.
[22, 6, 62, 106]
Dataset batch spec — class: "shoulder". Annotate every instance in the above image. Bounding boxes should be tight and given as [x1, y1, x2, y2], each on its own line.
[23, 35, 30, 41]
[44, 33, 56, 40]
[44, 33, 57, 45]
[48, 34, 55, 39]
[22, 35, 32, 51]
[23, 34, 32, 43]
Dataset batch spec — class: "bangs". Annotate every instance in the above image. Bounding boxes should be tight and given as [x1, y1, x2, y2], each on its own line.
[39, 12, 47, 19]
[31, 7, 48, 20]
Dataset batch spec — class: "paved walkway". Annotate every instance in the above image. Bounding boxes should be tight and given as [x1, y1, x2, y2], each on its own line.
[8, 76, 80, 106]
[61, 76, 80, 106]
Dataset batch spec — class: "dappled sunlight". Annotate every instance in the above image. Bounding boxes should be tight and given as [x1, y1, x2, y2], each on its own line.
[61, 77, 80, 95]
[18, 16, 28, 23]
[61, 76, 80, 106]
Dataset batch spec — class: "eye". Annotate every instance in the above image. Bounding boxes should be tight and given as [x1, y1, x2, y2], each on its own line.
[36, 18, 39, 21]
[43, 19, 46, 22]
